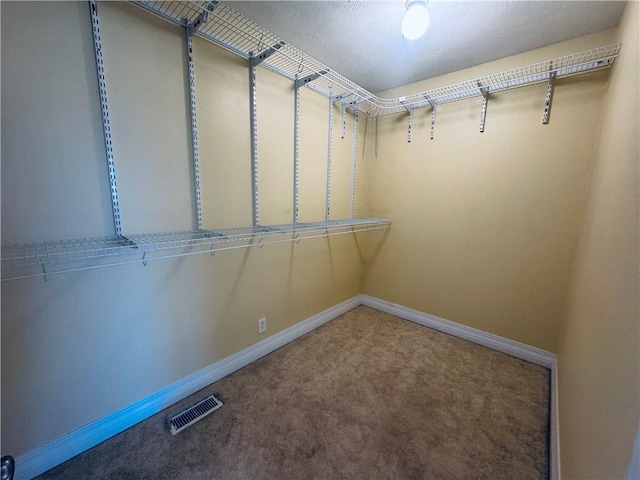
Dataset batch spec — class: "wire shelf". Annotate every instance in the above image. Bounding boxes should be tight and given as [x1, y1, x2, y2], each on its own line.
[133, 1, 375, 110]
[131, 1, 620, 117]
[1, 236, 138, 268]
[1, 218, 390, 281]
[370, 43, 622, 116]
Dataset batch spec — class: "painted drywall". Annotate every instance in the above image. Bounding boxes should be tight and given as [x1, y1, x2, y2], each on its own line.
[1, 1, 368, 459]
[556, 2, 639, 478]
[362, 30, 618, 352]
[0, 1, 114, 242]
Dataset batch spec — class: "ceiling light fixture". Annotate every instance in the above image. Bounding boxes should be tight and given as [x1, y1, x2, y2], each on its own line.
[401, 0, 430, 40]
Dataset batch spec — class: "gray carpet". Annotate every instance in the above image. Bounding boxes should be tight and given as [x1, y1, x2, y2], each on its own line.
[38, 306, 550, 479]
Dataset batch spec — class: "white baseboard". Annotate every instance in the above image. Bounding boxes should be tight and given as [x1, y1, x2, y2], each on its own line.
[358, 294, 559, 478]
[16, 295, 560, 480]
[359, 295, 555, 368]
[550, 355, 560, 480]
[627, 427, 640, 480]
[15, 296, 360, 480]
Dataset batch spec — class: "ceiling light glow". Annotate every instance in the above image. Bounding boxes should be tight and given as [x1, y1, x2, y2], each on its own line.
[401, 2, 430, 40]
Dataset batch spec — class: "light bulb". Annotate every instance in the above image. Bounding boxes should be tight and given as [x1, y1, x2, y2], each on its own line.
[401, 3, 430, 40]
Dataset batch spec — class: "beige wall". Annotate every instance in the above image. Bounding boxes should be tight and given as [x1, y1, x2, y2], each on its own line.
[556, 2, 639, 478]
[363, 30, 617, 352]
[1, 2, 365, 458]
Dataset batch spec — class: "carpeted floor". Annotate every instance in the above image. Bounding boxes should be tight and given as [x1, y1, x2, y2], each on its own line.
[38, 306, 550, 479]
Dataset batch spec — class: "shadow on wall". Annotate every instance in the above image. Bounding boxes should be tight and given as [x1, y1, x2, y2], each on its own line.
[355, 227, 392, 285]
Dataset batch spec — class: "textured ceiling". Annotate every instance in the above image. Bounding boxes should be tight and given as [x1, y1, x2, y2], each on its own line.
[229, 1, 626, 93]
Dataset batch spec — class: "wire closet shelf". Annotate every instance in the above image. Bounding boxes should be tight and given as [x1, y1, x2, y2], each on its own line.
[132, 1, 621, 116]
[1, 219, 391, 281]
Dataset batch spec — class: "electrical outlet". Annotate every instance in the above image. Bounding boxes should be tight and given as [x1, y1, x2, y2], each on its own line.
[258, 317, 267, 334]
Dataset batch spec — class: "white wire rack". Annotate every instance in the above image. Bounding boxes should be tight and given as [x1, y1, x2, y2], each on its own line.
[131, 1, 621, 117]
[1, 218, 390, 281]
[133, 1, 376, 110]
[2, 236, 138, 268]
[372, 43, 622, 116]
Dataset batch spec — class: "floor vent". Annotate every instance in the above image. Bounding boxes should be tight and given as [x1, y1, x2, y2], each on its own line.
[167, 394, 223, 435]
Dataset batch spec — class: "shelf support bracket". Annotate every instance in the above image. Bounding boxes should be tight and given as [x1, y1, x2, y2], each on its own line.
[346, 97, 370, 108]
[350, 108, 358, 219]
[325, 95, 334, 221]
[249, 55, 260, 226]
[89, 0, 123, 237]
[186, 2, 217, 36]
[294, 70, 327, 89]
[399, 98, 413, 143]
[425, 96, 437, 140]
[250, 41, 285, 67]
[341, 103, 346, 139]
[185, 24, 204, 230]
[478, 81, 489, 133]
[542, 70, 556, 125]
[333, 92, 354, 104]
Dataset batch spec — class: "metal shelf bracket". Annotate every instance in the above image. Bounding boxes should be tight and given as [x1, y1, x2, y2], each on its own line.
[89, 0, 123, 236]
[362, 116, 368, 158]
[350, 109, 358, 219]
[294, 70, 327, 89]
[478, 81, 489, 133]
[375, 116, 379, 158]
[542, 68, 556, 125]
[250, 41, 285, 67]
[293, 76, 301, 223]
[186, 26, 203, 230]
[325, 95, 334, 221]
[249, 56, 260, 226]
[399, 98, 414, 143]
[424, 96, 437, 140]
[186, 1, 217, 36]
